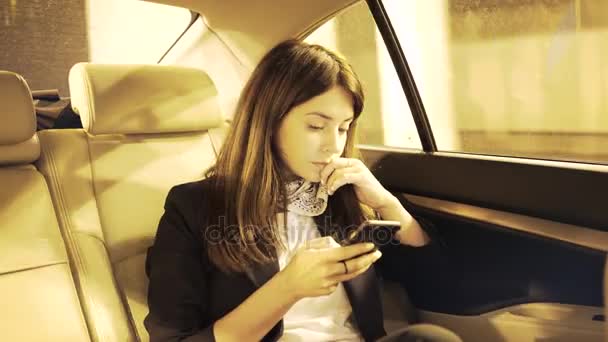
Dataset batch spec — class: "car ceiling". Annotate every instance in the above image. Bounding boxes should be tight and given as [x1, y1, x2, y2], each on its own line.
[143, 0, 357, 67]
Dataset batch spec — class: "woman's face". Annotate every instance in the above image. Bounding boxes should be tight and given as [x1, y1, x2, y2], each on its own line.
[276, 86, 355, 182]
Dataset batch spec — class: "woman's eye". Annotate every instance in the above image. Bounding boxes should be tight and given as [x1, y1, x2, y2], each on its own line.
[308, 125, 324, 131]
[338, 127, 348, 133]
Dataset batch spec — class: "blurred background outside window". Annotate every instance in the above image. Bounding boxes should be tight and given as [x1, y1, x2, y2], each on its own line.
[305, 2, 423, 150]
[307, 0, 608, 165]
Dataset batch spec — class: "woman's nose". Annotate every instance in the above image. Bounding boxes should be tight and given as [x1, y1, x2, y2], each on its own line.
[321, 130, 342, 154]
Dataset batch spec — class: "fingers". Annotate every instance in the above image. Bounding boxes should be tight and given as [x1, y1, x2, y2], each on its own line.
[326, 167, 361, 195]
[320, 158, 360, 186]
[314, 284, 338, 297]
[323, 247, 379, 276]
[331, 263, 372, 283]
[305, 246, 381, 298]
[330, 250, 382, 282]
[319, 157, 342, 185]
[326, 259, 350, 277]
[322, 243, 376, 262]
[348, 249, 382, 273]
[315, 262, 376, 297]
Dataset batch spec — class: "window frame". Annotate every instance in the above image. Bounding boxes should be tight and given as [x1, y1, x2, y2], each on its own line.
[365, 0, 437, 152]
[367, 0, 608, 166]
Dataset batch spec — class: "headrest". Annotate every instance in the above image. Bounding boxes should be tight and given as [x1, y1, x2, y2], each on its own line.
[0, 71, 40, 165]
[68, 63, 223, 135]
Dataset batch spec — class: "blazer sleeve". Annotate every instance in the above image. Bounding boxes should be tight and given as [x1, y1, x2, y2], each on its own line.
[144, 185, 216, 342]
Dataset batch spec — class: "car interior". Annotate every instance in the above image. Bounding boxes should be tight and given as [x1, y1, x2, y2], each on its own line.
[1, 0, 607, 341]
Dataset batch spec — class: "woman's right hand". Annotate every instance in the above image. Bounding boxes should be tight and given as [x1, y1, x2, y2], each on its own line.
[277, 242, 382, 300]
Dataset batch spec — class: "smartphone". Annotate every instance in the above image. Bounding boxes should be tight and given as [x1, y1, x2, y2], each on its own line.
[341, 219, 401, 249]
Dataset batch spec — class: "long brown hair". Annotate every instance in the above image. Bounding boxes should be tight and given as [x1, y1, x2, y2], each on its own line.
[204, 39, 370, 273]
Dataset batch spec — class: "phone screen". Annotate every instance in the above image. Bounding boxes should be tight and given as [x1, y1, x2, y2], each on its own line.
[341, 219, 401, 248]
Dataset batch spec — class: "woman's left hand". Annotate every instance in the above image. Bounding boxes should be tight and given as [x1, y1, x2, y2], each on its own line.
[320, 157, 396, 211]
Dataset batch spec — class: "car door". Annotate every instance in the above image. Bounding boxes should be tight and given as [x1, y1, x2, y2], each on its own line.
[307, 1, 607, 341]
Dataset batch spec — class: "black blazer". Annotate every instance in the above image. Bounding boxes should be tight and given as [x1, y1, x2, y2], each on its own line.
[144, 179, 387, 342]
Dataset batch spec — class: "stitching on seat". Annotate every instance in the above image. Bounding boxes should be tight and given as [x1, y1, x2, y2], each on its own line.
[0, 261, 70, 277]
[86, 134, 109, 243]
[117, 283, 142, 342]
[41, 137, 98, 341]
[84, 133, 126, 341]
[74, 229, 106, 247]
[86, 134, 141, 342]
[73, 230, 143, 342]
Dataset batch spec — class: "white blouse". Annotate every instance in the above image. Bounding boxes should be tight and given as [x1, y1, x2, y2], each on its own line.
[277, 211, 364, 342]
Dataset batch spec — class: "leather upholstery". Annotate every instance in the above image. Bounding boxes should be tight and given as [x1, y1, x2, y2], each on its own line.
[0, 71, 40, 165]
[37, 64, 226, 341]
[0, 72, 90, 341]
[69, 63, 223, 135]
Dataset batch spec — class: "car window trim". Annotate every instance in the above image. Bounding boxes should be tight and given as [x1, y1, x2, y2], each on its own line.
[157, 10, 201, 64]
[365, 0, 436, 152]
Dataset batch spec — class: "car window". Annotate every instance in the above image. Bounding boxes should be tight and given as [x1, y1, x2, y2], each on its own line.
[383, 0, 608, 165]
[305, 2, 422, 150]
[0, 0, 191, 96]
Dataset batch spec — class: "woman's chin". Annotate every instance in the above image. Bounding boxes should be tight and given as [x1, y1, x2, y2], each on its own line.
[288, 166, 322, 183]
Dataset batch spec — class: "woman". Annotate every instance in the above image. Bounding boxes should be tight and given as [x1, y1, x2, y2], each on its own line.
[144, 39, 461, 342]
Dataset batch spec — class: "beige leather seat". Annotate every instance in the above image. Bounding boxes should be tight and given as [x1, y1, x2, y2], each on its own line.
[0, 71, 90, 341]
[36, 63, 227, 341]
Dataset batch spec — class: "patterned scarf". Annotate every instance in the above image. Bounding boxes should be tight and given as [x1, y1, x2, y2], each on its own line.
[285, 178, 329, 216]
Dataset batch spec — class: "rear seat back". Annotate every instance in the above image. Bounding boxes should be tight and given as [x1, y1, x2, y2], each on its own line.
[0, 71, 90, 341]
[37, 63, 226, 341]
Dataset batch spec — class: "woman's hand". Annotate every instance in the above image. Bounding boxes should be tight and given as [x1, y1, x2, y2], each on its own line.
[278, 242, 381, 301]
[319, 157, 431, 246]
[320, 157, 396, 210]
